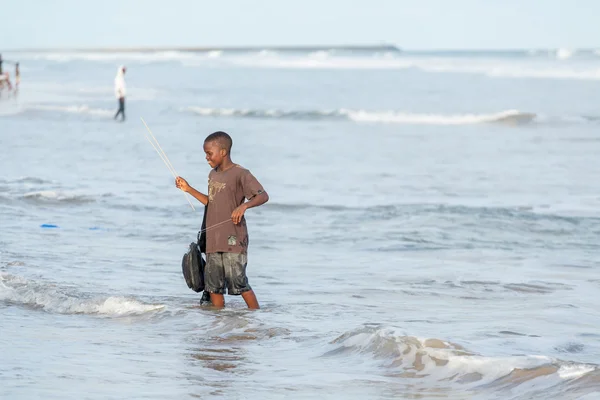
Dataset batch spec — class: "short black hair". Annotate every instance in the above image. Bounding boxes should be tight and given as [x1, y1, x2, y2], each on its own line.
[204, 131, 232, 152]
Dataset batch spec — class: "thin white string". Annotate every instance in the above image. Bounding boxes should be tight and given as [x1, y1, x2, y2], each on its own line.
[140, 119, 240, 232]
[141, 118, 178, 175]
[140, 118, 195, 211]
[199, 219, 233, 234]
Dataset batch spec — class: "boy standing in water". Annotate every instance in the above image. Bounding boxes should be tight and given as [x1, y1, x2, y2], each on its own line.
[175, 131, 268, 309]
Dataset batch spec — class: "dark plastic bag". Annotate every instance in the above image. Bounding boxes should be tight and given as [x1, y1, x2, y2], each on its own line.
[181, 242, 205, 292]
[181, 206, 209, 294]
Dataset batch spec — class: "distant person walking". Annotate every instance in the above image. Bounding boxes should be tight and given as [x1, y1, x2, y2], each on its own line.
[0, 54, 8, 94]
[0, 54, 12, 95]
[15, 63, 20, 87]
[114, 65, 126, 121]
[0, 55, 18, 96]
[0, 71, 12, 93]
[14, 63, 20, 93]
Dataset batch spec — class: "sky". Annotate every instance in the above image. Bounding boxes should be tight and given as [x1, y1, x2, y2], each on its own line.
[0, 0, 597, 50]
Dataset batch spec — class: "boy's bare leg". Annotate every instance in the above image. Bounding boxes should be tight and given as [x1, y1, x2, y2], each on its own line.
[241, 290, 260, 309]
[210, 293, 225, 308]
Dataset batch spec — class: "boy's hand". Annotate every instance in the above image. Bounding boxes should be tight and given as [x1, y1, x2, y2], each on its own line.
[231, 204, 248, 225]
[175, 176, 190, 192]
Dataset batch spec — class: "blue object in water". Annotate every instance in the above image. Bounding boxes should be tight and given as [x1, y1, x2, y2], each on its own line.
[40, 224, 59, 228]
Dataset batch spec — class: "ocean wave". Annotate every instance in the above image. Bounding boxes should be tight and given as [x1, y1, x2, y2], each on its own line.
[22, 190, 95, 204]
[183, 107, 537, 126]
[17, 51, 209, 63]
[0, 272, 165, 316]
[347, 109, 537, 125]
[361, 203, 598, 223]
[325, 326, 599, 397]
[197, 314, 291, 341]
[265, 202, 600, 251]
[556, 48, 574, 60]
[9, 46, 396, 61]
[266, 202, 600, 220]
[10, 49, 600, 80]
[18, 103, 599, 126]
[22, 82, 160, 101]
[25, 104, 114, 117]
[11, 47, 600, 61]
[0, 176, 55, 185]
[224, 54, 600, 80]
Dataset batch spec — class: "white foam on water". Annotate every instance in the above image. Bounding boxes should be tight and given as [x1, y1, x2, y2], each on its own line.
[1, 176, 54, 185]
[326, 327, 598, 391]
[10, 50, 600, 80]
[224, 54, 600, 80]
[206, 50, 222, 58]
[558, 364, 596, 379]
[19, 81, 160, 101]
[93, 297, 165, 315]
[27, 104, 114, 117]
[0, 272, 164, 316]
[18, 51, 200, 63]
[308, 50, 331, 59]
[345, 109, 536, 125]
[556, 48, 574, 60]
[22, 190, 93, 203]
[184, 106, 537, 126]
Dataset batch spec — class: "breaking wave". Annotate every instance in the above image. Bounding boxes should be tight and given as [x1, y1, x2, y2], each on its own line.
[184, 107, 537, 125]
[22, 190, 95, 204]
[325, 326, 600, 398]
[0, 272, 165, 316]
[229, 56, 600, 80]
[0, 177, 55, 185]
[11, 103, 600, 126]
[25, 104, 114, 117]
[8, 48, 600, 80]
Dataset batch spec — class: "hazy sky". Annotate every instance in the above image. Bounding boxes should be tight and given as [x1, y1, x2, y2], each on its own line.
[0, 0, 597, 50]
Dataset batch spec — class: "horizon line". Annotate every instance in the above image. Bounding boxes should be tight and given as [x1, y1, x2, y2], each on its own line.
[3, 44, 402, 53]
[3, 45, 595, 53]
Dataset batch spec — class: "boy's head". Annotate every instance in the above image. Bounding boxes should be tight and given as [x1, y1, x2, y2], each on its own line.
[204, 131, 233, 169]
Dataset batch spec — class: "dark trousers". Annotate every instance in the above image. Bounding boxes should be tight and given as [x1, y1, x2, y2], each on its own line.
[114, 97, 125, 120]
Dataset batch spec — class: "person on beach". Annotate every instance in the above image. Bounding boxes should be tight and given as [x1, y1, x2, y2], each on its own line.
[0, 55, 13, 94]
[0, 70, 13, 93]
[175, 131, 269, 309]
[15, 63, 20, 91]
[114, 65, 126, 121]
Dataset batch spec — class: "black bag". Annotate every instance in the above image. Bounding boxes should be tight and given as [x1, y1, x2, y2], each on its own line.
[181, 206, 208, 293]
[181, 242, 205, 292]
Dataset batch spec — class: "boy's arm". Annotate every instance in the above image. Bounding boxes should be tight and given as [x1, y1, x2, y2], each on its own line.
[244, 191, 269, 210]
[231, 191, 269, 224]
[175, 176, 208, 206]
[185, 186, 209, 206]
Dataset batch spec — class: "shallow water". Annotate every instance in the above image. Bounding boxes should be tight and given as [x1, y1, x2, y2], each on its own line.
[1, 49, 600, 399]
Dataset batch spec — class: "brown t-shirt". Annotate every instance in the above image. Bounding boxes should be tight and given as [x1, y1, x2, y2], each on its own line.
[205, 165, 264, 254]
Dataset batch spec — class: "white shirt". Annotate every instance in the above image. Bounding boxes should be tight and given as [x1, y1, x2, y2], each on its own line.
[114, 66, 126, 98]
